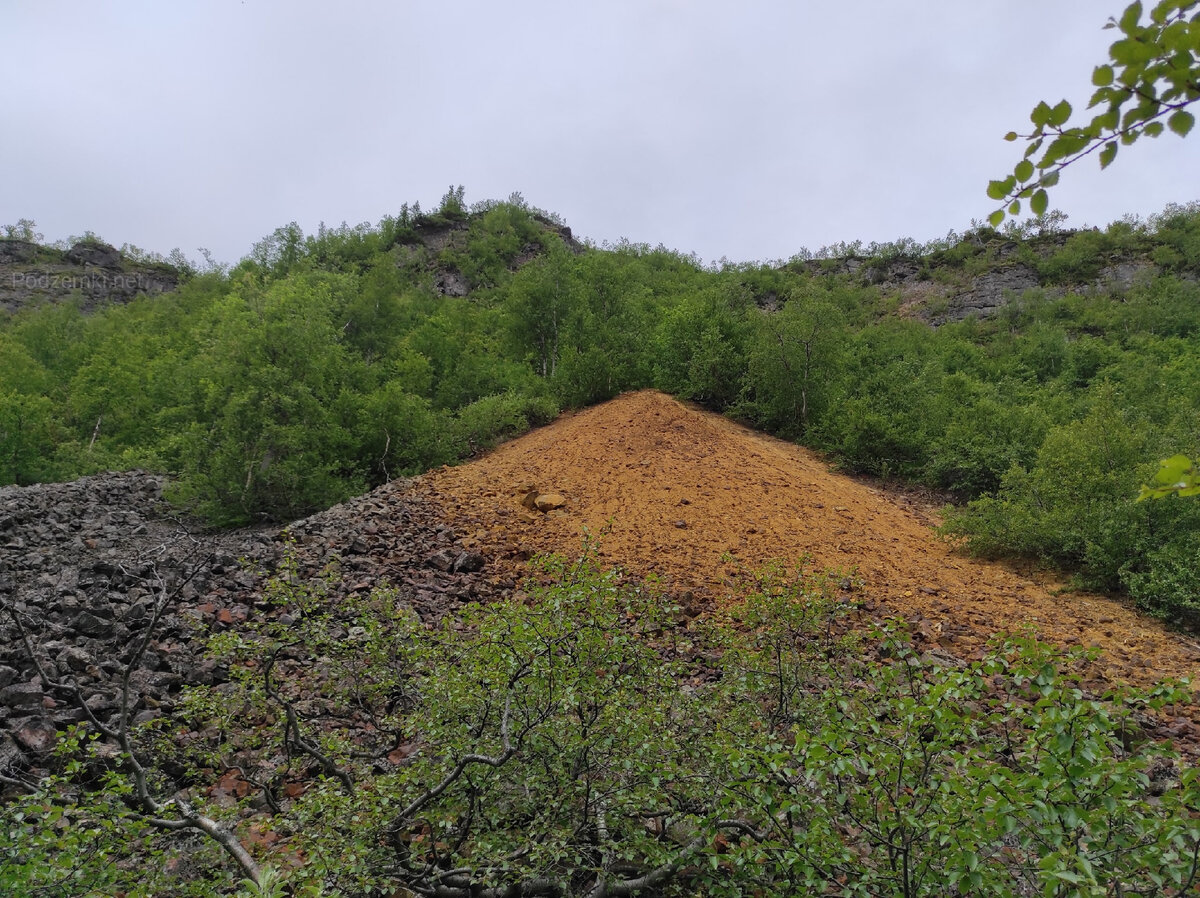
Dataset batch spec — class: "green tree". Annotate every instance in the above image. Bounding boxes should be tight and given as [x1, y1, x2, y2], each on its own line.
[505, 237, 580, 379]
[991, 1, 1200, 224]
[170, 274, 364, 524]
[652, 284, 751, 410]
[740, 285, 845, 438]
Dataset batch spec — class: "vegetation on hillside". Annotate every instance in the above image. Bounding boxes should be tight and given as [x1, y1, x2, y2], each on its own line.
[3, 191, 1200, 625]
[5, 553, 1197, 897]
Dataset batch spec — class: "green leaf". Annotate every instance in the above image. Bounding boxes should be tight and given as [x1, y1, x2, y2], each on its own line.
[988, 209, 1006, 227]
[1144, 120, 1166, 136]
[987, 180, 1009, 200]
[1111, 36, 1157, 65]
[1049, 99, 1073, 127]
[1169, 109, 1195, 136]
[1008, 199, 1021, 216]
[1151, 454, 1195, 486]
[1014, 159, 1035, 182]
[1031, 100, 1054, 127]
[1137, 454, 1199, 500]
[1097, 107, 1121, 131]
[1030, 189, 1049, 216]
[1004, 130, 1019, 141]
[1119, 1, 1144, 35]
[1100, 140, 1119, 168]
[1092, 64, 1115, 86]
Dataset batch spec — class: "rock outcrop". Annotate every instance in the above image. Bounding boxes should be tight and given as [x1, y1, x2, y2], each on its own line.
[0, 240, 180, 314]
[791, 230, 1168, 326]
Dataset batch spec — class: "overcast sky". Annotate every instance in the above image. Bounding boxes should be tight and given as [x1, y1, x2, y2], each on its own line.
[2, 1, 1195, 267]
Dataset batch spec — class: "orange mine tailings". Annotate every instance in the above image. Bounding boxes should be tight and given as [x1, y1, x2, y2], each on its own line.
[420, 390, 1200, 691]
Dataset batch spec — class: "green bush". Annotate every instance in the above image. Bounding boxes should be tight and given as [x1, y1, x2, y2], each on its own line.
[1122, 529, 1200, 626]
[451, 391, 559, 454]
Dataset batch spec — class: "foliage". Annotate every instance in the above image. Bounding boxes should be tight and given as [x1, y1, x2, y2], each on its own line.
[737, 283, 847, 438]
[990, 1, 1200, 224]
[10, 554, 1199, 896]
[451, 391, 560, 455]
[1, 218, 43, 242]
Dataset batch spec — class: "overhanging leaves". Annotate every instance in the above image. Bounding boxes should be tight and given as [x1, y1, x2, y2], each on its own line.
[989, 0, 1200, 225]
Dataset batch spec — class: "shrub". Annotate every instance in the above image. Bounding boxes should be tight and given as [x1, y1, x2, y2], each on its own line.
[451, 391, 560, 454]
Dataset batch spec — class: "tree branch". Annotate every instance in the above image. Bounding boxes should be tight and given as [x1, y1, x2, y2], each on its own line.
[262, 644, 356, 794]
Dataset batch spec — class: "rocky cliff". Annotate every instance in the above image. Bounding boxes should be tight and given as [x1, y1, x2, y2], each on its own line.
[0, 239, 181, 314]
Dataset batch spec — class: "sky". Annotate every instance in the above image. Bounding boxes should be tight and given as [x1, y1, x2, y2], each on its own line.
[2, 1, 1196, 267]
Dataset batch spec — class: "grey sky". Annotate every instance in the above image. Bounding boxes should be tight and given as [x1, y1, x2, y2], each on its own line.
[3, 1, 1195, 267]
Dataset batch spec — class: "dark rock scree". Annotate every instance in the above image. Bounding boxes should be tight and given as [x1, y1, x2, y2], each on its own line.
[0, 470, 506, 781]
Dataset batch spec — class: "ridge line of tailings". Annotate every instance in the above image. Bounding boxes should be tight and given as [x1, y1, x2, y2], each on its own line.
[421, 389, 1200, 690]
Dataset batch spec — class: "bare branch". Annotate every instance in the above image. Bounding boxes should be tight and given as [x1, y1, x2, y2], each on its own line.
[263, 644, 355, 793]
[395, 692, 517, 826]
[5, 538, 264, 889]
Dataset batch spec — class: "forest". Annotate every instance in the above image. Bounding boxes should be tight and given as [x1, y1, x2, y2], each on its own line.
[3, 191, 1199, 628]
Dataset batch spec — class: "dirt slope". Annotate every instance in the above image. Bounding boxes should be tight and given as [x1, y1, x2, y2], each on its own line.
[421, 390, 1200, 693]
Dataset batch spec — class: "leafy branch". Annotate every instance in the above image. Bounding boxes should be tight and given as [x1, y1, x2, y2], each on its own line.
[990, 1, 1200, 225]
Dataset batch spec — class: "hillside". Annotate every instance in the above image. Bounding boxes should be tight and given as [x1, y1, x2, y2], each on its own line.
[5, 389, 1200, 896]
[426, 390, 1200, 694]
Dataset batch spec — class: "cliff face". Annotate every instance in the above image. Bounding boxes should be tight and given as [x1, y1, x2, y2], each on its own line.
[0, 239, 180, 314]
[794, 230, 1168, 326]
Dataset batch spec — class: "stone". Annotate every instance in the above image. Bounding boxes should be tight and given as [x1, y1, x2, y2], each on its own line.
[0, 732, 28, 774]
[434, 268, 470, 297]
[183, 660, 227, 687]
[452, 551, 485, 573]
[534, 492, 567, 512]
[0, 239, 38, 264]
[71, 610, 115, 638]
[427, 548, 457, 572]
[65, 241, 122, 269]
[60, 646, 93, 672]
[0, 682, 43, 709]
[0, 468, 501, 754]
[925, 264, 1041, 325]
[13, 717, 56, 754]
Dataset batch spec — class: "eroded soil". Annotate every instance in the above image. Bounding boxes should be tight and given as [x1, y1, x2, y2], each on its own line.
[422, 390, 1200, 697]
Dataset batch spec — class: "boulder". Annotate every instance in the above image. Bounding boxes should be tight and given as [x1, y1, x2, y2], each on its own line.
[0, 239, 37, 264]
[427, 548, 457, 571]
[71, 610, 115, 639]
[65, 241, 122, 269]
[452, 551, 485, 573]
[0, 682, 43, 709]
[0, 732, 28, 775]
[0, 666, 19, 690]
[434, 268, 470, 297]
[13, 717, 56, 754]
